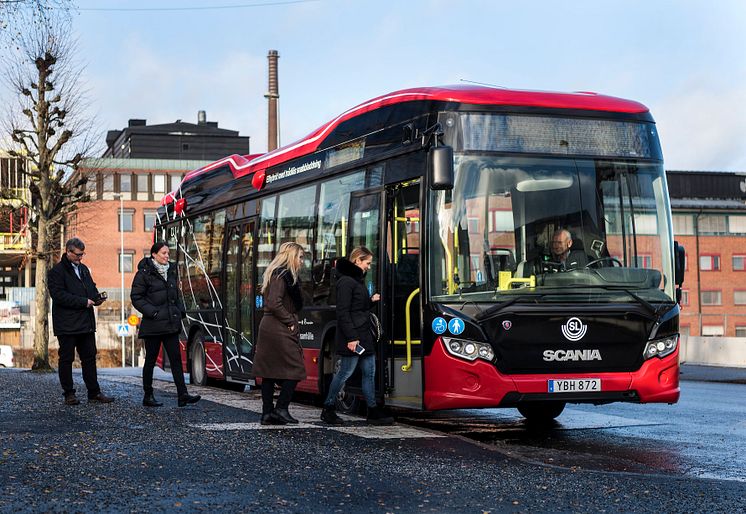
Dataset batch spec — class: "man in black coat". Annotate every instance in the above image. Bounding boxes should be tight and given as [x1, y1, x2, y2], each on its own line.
[47, 238, 114, 405]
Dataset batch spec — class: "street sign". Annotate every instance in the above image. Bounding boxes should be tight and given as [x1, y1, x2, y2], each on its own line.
[116, 324, 130, 337]
[127, 315, 140, 326]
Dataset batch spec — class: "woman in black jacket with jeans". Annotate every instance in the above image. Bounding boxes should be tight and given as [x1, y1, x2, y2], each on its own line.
[321, 247, 393, 425]
[131, 242, 200, 408]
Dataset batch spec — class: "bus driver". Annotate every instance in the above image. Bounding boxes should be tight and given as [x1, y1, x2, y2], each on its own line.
[548, 228, 587, 270]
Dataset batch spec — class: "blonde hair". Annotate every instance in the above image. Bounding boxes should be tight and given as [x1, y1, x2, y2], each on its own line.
[262, 241, 304, 292]
[349, 246, 373, 263]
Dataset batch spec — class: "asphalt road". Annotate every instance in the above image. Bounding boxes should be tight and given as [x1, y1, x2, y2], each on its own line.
[0, 367, 744, 513]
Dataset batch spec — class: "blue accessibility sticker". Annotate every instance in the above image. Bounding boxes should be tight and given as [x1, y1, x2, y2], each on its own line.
[432, 317, 447, 334]
[255, 295, 264, 309]
[448, 317, 465, 335]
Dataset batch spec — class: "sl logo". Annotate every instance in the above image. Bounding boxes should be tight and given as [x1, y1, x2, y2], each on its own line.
[561, 317, 587, 342]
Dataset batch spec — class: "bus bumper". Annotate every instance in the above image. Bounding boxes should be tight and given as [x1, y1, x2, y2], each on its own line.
[424, 339, 680, 411]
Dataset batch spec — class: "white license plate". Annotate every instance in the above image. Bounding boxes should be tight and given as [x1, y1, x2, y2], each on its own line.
[548, 378, 601, 393]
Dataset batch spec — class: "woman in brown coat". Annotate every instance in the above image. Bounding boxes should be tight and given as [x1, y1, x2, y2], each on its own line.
[253, 241, 307, 425]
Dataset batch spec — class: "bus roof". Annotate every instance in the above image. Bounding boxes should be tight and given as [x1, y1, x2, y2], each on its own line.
[163, 84, 649, 205]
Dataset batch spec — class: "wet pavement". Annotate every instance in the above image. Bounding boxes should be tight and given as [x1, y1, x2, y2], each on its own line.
[0, 367, 744, 513]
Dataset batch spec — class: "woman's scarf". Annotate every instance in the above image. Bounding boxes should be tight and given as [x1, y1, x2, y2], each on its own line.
[275, 267, 303, 312]
[152, 259, 169, 281]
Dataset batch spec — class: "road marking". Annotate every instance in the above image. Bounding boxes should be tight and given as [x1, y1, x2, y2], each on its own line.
[105, 375, 443, 439]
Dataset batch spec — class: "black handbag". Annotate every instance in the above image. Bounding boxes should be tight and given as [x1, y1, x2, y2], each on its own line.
[369, 312, 382, 343]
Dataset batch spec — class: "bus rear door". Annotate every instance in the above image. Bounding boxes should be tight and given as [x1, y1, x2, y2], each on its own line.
[223, 219, 257, 382]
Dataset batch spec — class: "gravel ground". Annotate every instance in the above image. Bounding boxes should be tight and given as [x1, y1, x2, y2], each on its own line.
[0, 368, 744, 513]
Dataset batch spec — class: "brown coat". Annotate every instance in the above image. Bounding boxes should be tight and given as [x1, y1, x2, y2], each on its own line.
[252, 271, 306, 381]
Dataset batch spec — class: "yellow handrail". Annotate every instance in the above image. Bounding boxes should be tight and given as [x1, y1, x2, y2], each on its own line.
[401, 288, 420, 372]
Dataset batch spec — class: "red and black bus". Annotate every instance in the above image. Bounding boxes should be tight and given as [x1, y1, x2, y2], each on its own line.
[156, 85, 686, 420]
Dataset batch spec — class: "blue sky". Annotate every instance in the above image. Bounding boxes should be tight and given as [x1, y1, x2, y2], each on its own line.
[28, 0, 746, 170]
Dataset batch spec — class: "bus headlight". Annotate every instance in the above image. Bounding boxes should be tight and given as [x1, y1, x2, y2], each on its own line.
[443, 337, 495, 362]
[643, 335, 678, 360]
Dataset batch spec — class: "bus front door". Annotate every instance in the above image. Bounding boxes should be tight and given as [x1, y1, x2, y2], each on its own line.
[223, 219, 256, 382]
[384, 181, 423, 409]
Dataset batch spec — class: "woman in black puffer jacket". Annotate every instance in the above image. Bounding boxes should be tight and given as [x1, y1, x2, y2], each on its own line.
[320, 247, 393, 426]
[131, 242, 200, 408]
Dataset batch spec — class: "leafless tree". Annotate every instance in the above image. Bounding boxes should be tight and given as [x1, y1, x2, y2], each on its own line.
[1, 18, 97, 371]
[1, 0, 73, 47]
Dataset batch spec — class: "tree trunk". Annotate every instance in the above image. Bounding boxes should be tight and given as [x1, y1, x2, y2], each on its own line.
[32, 215, 54, 372]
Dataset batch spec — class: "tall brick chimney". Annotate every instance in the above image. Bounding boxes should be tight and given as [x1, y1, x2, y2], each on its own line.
[265, 49, 280, 152]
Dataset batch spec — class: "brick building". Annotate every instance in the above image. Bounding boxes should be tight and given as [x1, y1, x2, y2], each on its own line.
[667, 170, 746, 338]
[67, 158, 212, 288]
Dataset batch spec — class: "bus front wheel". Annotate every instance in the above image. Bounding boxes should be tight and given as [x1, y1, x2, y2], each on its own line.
[190, 336, 208, 387]
[517, 401, 566, 422]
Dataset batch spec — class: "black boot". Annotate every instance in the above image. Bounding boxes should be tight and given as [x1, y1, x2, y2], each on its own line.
[273, 408, 299, 424]
[143, 393, 163, 407]
[367, 405, 394, 425]
[178, 393, 201, 407]
[260, 412, 287, 425]
[321, 406, 344, 425]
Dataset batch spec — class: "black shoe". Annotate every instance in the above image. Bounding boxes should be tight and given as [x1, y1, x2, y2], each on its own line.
[88, 393, 114, 404]
[273, 408, 299, 424]
[64, 394, 80, 406]
[143, 393, 163, 407]
[367, 405, 394, 425]
[321, 406, 344, 425]
[178, 394, 201, 407]
[260, 412, 287, 425]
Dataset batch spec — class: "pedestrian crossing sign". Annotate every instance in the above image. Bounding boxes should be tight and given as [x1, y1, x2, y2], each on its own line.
[116, 324, 131, 337]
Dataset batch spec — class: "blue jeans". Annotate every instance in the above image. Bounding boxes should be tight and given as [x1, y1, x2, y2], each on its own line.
[324, 354, 376, 408]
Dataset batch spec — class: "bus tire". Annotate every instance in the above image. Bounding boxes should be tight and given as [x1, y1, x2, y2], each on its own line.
[190, 335, 208, 387]
[517, 401, 566, 422]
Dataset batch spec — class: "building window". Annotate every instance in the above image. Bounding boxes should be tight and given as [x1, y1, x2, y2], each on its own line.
[701, 325, 724, 337]
[634, 214, 658, 235]
[120, 174, 132, 193]
[733, 255, 746, 271]
[467, 217, 479, 234]
[734, 290, 746, 305]
[137, 174, 149, 193]
[672, 214, 694, 235]
[118, 209, 134, 232]
[634, 255, 652, 268]
[102, 174, 114, 193]
[118, 251, 134, 273]
[698, 215, 727, 235]
[736, 326, 746, 338]
[170, 174, 182, 191]
[700, 290, 721, 306]
[680, 289, 689, 306]
[699, 255, 720, 271]
[153, 174, 166, 194]
[728, 215, 746, 234]
[143, 210, 157, 232]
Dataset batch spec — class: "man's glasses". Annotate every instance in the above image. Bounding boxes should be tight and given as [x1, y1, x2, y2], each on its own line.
[68, 250, 85, 257]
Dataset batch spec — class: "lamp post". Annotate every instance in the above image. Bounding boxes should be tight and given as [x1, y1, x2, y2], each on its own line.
[115, 193, 125, 367]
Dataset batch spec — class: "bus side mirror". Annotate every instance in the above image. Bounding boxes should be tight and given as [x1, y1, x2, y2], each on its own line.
[428, 145, 454, 190]
[674, 241, 685, 287]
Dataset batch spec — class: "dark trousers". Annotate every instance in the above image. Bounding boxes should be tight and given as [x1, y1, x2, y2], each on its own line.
[143, 333, 187, 397]
[58, 333, 101, 399]
[261, 378, 298, 415]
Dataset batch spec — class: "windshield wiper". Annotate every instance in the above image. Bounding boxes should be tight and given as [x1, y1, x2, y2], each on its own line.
[476, 295, 532, 321]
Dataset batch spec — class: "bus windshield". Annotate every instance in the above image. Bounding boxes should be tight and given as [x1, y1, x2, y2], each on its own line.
[429, 155, 676, 304]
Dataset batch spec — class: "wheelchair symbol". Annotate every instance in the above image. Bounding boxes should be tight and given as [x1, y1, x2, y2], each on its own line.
[432, 317, 447, 334]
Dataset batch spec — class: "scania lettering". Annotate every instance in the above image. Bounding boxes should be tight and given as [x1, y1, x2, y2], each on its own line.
[154, 84, 686, 422]
[543, 349, 602, 362]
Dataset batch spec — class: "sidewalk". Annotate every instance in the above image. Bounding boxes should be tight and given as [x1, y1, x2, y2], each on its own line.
[679, 363, 746, 384]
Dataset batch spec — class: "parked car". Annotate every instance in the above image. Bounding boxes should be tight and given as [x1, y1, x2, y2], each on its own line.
[0, 345, 14, 368]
